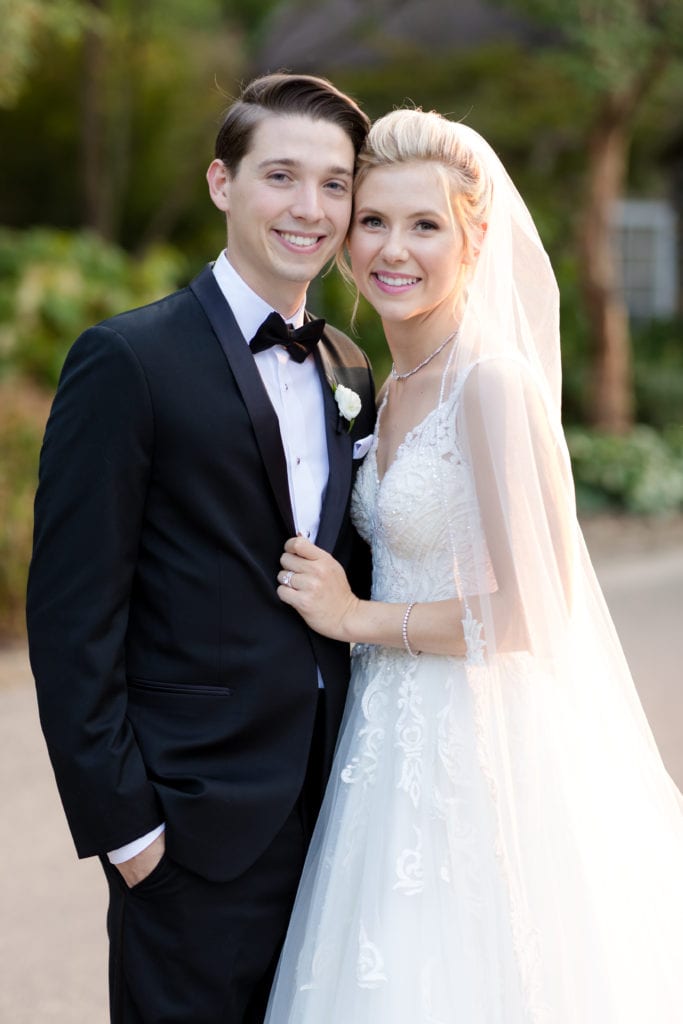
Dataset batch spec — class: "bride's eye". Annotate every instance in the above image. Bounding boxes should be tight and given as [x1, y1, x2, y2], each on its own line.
[358, 215, 383, 229]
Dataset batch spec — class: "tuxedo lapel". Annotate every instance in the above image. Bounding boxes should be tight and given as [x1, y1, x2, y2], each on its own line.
[190, 266, 295, 535]
[314, 342, 353, 553]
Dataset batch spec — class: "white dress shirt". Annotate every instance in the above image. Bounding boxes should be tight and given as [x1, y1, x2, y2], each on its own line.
[108, 252, 329, 864]
[212, 252, 329, 543]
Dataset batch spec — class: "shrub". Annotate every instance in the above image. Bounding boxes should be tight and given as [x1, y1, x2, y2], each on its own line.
[0, 227, 186, 388]
[632, 316, 683, 430]
[0, 227, 185, 638]
[0, 378, 51, 639]
[565, 425, 683, 515]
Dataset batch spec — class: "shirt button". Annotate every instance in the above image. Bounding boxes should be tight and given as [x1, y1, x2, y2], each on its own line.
[296, 457, 301, 465]
[306, 530, 311, 538]
[283, 383, 289, 392]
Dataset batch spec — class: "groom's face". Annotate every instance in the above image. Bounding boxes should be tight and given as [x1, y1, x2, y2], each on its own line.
[207, 113, 355, 312]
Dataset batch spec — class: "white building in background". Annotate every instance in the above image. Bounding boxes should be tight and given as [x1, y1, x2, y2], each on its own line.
[613, 199, 678, 320]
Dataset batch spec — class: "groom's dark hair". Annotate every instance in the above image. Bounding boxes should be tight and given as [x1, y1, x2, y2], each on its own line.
[215, 72, 369, 174]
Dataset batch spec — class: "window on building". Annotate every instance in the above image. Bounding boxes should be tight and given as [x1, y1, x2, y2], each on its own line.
[612, 199, 677, 320]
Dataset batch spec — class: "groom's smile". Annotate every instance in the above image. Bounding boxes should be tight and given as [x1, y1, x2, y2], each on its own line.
[273, 229, 327, 253]
[208, 112, 355, 315]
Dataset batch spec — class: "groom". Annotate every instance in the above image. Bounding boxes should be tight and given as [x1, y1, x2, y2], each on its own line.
[27, 73, 374, 1022]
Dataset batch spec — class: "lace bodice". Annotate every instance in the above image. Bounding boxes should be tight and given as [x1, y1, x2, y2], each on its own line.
[351, 384, 495, 606]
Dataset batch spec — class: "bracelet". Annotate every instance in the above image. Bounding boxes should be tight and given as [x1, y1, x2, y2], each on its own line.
[402, 601, 420, 658]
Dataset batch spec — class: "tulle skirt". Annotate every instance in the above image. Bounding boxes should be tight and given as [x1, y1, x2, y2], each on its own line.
[266, 634, 683, 1023]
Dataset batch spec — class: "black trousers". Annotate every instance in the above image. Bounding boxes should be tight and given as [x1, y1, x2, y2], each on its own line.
[102, 693, 326, 1024]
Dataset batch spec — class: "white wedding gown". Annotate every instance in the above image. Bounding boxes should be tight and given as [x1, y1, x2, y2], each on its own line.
[265, 380, 683, 1023]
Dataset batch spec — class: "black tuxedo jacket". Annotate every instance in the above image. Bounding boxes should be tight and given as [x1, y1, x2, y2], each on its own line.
[27, 266, 375, 882]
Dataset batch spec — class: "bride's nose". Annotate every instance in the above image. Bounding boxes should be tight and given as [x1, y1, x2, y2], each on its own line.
[380, 229, 409, 263]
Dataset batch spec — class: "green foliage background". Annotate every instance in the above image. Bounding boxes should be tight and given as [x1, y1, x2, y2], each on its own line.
[1, 0, 683, 636]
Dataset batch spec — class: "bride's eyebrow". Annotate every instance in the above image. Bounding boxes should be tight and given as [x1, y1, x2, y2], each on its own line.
[355, 205, 444, 220]
[402, 204, 447, 218]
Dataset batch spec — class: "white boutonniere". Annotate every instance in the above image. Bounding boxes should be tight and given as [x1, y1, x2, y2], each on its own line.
[333, 383, 362, 433]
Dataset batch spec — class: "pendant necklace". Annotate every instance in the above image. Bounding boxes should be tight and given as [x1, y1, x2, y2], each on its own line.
[390, 329, 458, 382]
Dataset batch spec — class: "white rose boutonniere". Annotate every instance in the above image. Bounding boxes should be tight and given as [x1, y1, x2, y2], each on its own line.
[333, 383, 362, 433]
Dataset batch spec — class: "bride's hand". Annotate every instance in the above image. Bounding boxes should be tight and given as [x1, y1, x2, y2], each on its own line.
[277, 536, 360, 642]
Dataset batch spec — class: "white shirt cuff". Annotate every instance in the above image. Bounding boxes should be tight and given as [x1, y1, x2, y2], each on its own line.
[107, 822, 166, 864]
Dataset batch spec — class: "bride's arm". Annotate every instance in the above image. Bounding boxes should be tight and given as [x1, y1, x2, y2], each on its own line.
[277, 536, 467, 657]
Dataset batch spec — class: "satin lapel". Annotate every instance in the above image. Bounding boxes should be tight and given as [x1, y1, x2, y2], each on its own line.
[189, 266, 295, 535]
[314, 342, 352, 553]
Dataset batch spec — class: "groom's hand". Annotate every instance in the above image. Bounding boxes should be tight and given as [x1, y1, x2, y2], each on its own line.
[116, 832, 166, 889]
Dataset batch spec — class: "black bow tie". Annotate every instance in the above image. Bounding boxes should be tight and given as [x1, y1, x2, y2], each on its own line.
[250, 312, 326, 364]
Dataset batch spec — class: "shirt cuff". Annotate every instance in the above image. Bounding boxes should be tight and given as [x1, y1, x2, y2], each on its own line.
[107, 823, 166, 864]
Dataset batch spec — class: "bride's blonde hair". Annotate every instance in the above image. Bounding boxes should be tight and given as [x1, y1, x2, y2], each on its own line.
[338, 108, 493, 315]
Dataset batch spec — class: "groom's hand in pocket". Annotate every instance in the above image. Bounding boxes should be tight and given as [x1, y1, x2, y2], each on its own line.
[116, 832, 166, 889]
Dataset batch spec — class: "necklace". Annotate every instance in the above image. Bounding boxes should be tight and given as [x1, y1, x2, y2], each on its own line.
[390, 329, 458, 382]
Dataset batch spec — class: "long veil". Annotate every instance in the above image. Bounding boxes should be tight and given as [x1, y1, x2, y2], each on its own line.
[438, 123, 683, 1019]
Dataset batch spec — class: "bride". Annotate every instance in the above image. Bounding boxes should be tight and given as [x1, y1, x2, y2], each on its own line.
[267, 108, 683, 1022]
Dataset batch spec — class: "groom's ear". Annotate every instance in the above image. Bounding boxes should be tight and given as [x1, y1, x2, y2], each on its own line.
[207, 159, 232, 214]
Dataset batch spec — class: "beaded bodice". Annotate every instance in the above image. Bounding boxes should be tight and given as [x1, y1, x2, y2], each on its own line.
[351, 385, 495, 606]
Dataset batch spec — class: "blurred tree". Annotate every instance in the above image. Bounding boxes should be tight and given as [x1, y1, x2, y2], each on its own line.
[0, 0, 244, 256]
[219, 0, 279, 48]
[502, 0, 683, 432]
[81, 0, 113, 237]
[0, 0, 90, 107]
[79, 0, 243, 244]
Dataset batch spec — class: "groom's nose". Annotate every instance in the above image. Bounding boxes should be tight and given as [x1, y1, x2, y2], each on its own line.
[290, 182, 325, 222]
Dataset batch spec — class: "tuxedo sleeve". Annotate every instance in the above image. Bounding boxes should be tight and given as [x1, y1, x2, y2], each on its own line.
[27, 325, 162, 858]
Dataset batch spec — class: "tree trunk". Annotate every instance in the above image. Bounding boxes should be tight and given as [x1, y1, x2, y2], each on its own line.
[81, 0, 113, 239]
[577, 47, 670, 433]
[107, 0, 149, 243]
[578, 105, 633, 432]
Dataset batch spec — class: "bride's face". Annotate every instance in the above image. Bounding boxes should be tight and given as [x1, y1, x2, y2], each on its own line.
[348, 160, 466, 325]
